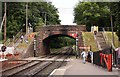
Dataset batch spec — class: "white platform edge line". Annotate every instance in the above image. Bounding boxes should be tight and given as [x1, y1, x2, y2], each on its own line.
[48, 69, 57, 77]
[48, 69, 66, 77]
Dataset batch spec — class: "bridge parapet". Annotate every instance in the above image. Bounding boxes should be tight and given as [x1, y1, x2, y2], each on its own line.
[36, 25, 86, 32]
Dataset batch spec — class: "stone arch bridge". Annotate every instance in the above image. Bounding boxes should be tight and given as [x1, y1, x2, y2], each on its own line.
[35, 25, 86, 56]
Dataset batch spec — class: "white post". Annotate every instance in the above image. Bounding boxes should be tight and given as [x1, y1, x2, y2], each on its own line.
[76, 32, 78, 51]
[13, 35, 14, 53]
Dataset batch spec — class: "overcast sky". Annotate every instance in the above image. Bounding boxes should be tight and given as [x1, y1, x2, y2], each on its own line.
[50, 0, 79, 25]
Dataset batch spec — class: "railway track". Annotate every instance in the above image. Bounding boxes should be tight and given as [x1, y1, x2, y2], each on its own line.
[1, 60, 41, 76]
[1, 47, 72, 77]
[1, 55, 69, 77]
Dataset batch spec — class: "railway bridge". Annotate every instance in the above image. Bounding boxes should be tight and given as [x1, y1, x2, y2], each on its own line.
[35, 25, 86, 56]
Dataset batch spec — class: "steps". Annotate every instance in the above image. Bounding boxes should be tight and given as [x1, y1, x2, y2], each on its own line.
[95, 32, 109, 50]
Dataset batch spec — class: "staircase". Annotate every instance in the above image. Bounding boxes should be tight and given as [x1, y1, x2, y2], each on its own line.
[95, 32, 109, 50]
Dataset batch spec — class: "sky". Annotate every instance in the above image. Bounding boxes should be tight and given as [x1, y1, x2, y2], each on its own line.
[50, 0, 79, 25]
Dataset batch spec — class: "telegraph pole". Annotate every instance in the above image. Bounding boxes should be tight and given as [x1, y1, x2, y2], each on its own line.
[44, 12, 46, 26]
[110, 6, 114, 46]
[110, 13, 114, 46]
[4, 2, 6, 44]
[26, 3, 28, 34]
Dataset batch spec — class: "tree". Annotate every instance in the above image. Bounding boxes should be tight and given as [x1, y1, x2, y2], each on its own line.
[2, 2, 61, 38]
[110, 2, 120, 40]
[49, 36, 75, 48]
[74, 2, 110, 31]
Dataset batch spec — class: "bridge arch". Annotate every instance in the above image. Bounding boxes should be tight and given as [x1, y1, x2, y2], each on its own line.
[36, 25, 86, 56]
[42, 34, 76, 54]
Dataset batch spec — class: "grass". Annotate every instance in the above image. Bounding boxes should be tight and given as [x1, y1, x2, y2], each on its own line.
[17, 33, 36, 49]
[105, 31, 119, 48]
[17, 42, 28, 48]
[82, 32, 99, 52]
[0, 40, 3, 43]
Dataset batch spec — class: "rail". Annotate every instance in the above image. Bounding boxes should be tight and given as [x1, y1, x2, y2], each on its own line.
[1, 54, 69, 76]
[102, 28, 110, 46]
[93, 34, 101, 50]
[13, 31, 24, 44]
[4, 31, 24, 46]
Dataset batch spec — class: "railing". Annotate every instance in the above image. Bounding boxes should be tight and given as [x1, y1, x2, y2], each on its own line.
[99, 27, 113, 32]
[93, 33, 101, 50]
[4, 38, 11, 46]
[102, 28, 110, 46]
[4, 30, 24, 46]
[13, 31, 25, 43]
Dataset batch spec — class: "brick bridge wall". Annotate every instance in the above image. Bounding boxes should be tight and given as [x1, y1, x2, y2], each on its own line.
[35, 25, 86, 56]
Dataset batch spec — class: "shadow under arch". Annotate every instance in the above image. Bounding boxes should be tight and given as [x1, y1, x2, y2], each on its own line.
[42, 34, 76, 55]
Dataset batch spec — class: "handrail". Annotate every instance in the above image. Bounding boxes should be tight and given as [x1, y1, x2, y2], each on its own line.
[4, 30, 24, 46]
[103, 28, 116, 50]
[13, 31, 24, 43]
[102, 28, 110, 46]
[93, 34, 101, 50]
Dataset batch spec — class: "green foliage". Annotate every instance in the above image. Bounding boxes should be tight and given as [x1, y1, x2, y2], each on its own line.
[82, 32, 98, 52]
[110, 2, 120, 40]
[50, 37, 75, 48]
[2, 2, 60, 38]
[106, 32, 119, 48]
[74, 2, 110, 31]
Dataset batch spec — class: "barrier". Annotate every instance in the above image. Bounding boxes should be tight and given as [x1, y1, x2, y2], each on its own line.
[0, 44, 20, 59]
[93, 47, 112, 72]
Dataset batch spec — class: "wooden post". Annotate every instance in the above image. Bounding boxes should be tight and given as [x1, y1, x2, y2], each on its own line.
[4, 2, 6, 44]
[26, 2, 28, 34]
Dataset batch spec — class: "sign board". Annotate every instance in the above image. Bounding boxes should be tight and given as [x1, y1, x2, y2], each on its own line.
[70, 33, 77, 38]
[29, 33, 35, 38]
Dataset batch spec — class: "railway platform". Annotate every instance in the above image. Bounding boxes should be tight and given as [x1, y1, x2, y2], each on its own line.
[50, 56, 119, 77]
